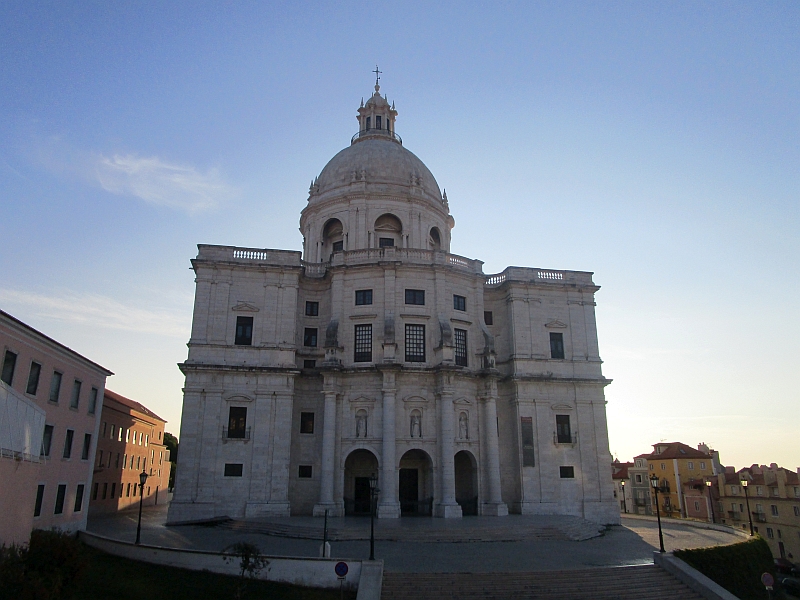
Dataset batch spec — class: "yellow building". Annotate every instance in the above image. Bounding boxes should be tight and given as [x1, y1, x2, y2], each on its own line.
[645, 442, 717, 519]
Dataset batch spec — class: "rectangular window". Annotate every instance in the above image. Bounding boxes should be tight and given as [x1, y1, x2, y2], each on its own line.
[41, 425, 53, 457]
[34, 484, 45, 517]
[305, 301, 319, 316]
[366, 116, 371, 130]
[405, 289, 425, 305]
[694, 501, 700, 511]
[110, 424, 116, 439]
[688, 462, 694, 470]
[454, 328, 468, 367]
[81, 434, 91, 460]
[300, 412, 315, 434]
[355, 289, 373, 305]
[126, 483, 131, 497]
[560, 466, 575, 479]
[767, 527, 774, 538]
[453, 295, 466, 311]
[520, 417, 535, 467]
[132, 483, 137, 496]
[354, 324, 372, 362]
[549, 332, 565, 359]
[54, 484, 66, 514]
[378, 237, 394, 248]
[757, 486, 764, 496]
[484, 311, 493, 325]
[1, 350, 17, 385]
[636, 474, 642, 483]
[224, 463, 244, 477]
[26, 361, 41, 395]
[120, 428, 125, 442]
[376, 115, 382, 129]
[771, 505, 779, 516]
[298, 465, 313, 478]
[303, 359, 316, 369]
[332, 240, 344, 252]
[110, 483, 116, 499]
[49, 371, 62, 403]
[88, 387, 98, 414]
[700, 462, 706, 469]
[227, 406, 247, 438]
[63, 429, 74, 459]
[556, 415, 572, 444]
[405, 324, 426, 362]
[92, 482, 98, 501]
[302, 327, 318, 347]
[115, 453, 120, 468]
[234, 316, 253, 346]
[70, 380, 81, 409]
[793, 506, 799, 517]
[102, 483, 108, 500]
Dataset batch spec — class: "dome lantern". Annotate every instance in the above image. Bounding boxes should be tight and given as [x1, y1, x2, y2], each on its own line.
[353, 66, 400, 145]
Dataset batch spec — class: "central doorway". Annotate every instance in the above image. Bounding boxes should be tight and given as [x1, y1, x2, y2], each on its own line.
[354, 477, 371, 514]
[398, 449, 433, 516]
[344, 449, 378, 516]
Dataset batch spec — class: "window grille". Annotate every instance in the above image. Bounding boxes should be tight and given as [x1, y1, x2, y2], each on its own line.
[354, 324, 372, 362]
[454, 328, 468, 366]
[405, 324, 425, 362]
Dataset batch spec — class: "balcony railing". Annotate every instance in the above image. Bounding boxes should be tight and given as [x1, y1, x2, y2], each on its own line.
[728, 510, 741, 519]
[754, 512, 767, 523]
[554, 432, 578, 445]
[351, 128, 402, 145]
[222, 426, 251, 442]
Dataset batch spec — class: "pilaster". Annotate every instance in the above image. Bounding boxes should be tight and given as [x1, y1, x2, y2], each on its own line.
[377, 368, 401, 517]
[435, 371, 461, 518]
[481, 375, 508, 516]
[315, 373, 342, 516]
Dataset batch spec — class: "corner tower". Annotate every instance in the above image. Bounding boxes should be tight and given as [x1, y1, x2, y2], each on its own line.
[300, 81, 455, 262]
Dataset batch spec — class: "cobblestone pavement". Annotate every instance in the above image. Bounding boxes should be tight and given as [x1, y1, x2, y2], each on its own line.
[87, 504, 743, 573]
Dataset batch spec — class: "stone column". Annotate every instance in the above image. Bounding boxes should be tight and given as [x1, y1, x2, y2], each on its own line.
[378, 372, 400, 517]
[314, 389, 339, 516]
[436, 387, 462, 518]
[481, 377, 508, 516]
[265, 391, 293, 516]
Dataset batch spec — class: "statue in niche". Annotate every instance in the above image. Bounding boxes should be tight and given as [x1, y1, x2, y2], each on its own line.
[410, 411, 422, 438]
[459, 412, 469, 440]
[356, 410, 368, 438]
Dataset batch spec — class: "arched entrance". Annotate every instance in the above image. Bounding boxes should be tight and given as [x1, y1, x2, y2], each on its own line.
[343, 449, 378, 516]
[398, 449, 434, 516]
[454, 450, 478, 516]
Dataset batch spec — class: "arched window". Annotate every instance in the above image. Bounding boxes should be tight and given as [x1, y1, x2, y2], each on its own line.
[374, 213, 402, 248]
[429, 227, 442, 250]
[323, 218, 344, 256]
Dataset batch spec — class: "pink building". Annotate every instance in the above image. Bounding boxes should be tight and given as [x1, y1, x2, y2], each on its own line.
[0, 310, 112, 542]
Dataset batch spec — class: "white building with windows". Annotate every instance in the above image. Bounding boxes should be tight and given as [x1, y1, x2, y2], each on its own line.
[168, 82, 620, 525]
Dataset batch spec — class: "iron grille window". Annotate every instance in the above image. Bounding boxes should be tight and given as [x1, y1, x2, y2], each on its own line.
[560, 466, 575, 479]
[298, 465, 312, 478]
[304, 328, 318, 347]
[379, 237, 394, 248]
[454, 328, 468, 367]
[1, 350, 16, 385]
[26, 361, 41, 395]
[484, 311, 493, 326]
[305, 301, 319, 316]
[355, 289, 373, 305]
[405, 324, 426, 362]
[405, 289, 425, 305]
[235, 316, 253, 345]
[550, 332, 565, 359]
[354, 324, 372, 362]
[224, 463, 243, 477]
[556, 415, 572, 443]
[453, 295, 466, 311]
[300, 412, 315, 434]
[228, 407, 247, 438]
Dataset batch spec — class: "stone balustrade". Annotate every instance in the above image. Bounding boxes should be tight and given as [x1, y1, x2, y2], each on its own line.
[484, 266, 595, 287]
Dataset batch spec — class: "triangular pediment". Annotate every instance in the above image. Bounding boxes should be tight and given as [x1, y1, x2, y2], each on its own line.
[349, 395, 375, 404]
[551, 403, 573, 411]
[403, 395, 428, 404]
[453, 397, 472, 406]
[232, 301, 259, 312]
[545, 319, 567, 329]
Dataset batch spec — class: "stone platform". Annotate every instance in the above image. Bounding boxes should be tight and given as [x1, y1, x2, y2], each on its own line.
[216, 514, 606, 543]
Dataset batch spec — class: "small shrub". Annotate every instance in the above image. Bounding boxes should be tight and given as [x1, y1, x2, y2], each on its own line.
[223, 542, 269, 600]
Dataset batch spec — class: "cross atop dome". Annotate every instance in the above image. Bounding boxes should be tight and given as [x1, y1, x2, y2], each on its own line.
[353, 68, 400, 145]
[373, 65, 382, 90]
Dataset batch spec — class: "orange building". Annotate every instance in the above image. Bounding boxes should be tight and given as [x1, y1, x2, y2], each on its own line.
[89, 390, 170, 513]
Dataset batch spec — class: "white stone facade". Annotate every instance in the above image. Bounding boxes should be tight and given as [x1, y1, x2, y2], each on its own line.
[168, 84, 620, 525]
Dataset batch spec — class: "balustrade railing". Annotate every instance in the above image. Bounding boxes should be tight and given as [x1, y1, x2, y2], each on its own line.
[222, 426, 251, 441]
[351, 129, 402, 144]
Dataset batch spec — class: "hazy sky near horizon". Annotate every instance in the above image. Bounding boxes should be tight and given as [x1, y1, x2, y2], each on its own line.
[1, 2, 797, 470]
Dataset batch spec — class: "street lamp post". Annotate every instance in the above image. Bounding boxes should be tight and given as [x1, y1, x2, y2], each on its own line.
[741, 478, 754, 536]
[650, 474, 665, 553]
[368, 473, 380, 561]
[620, 480, 627, 514]
[705, 480, 715, 524]
[135, 469, 149, 545]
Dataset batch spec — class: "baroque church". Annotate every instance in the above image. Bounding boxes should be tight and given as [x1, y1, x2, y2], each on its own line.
[168, 78, 620, 525]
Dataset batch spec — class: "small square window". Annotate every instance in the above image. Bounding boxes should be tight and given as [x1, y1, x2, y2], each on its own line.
[298, 465, 313, 478]
[379, 237, 394, 248]
[405, 289, 425, 305]
[549, 332, 565, 359]
[560, 466, 575, 479]
[305, 301, 319, 316]
[484, 311, 493, 325]
[235, 316, 253, 346]
[332, 241, 344, 252]
[453, 295, 466, 311]
[224, 463, 243, 477]
[304, 328, 318, 347]
[26, 361, 42, 395]
[300, 412, 315, 434]
[355, 289, 373, 305]
[303, 359, 316, 369]
[1, 350, 17, 386]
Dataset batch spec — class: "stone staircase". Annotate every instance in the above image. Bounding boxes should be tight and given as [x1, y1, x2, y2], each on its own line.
[381, 565, 706, 599]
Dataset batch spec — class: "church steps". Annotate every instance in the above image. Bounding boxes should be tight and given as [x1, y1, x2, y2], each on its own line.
[381, 565, 706, 600]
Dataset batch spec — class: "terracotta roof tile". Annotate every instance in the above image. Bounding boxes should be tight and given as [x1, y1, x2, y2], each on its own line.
[104, 389, 167, 423]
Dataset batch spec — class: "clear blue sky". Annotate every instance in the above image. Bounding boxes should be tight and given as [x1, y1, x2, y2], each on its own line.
[1, 2, 797, 469]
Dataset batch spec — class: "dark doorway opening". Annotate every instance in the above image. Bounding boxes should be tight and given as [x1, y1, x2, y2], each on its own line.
[399, 468, 419, 514]
[353, 477, 371, 515]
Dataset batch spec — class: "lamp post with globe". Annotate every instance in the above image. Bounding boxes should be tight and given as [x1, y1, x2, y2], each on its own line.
[650, 474, 665, 553]
[135, 470, 149, 545]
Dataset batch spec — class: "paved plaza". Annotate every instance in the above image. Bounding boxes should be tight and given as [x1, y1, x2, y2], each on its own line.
[87, 503, 743, 573]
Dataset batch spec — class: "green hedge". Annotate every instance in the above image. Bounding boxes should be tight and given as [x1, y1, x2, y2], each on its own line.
[674, 536, 778, 600]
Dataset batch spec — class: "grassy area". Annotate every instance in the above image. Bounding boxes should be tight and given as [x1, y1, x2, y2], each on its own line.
[73, 546, 357, 600]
